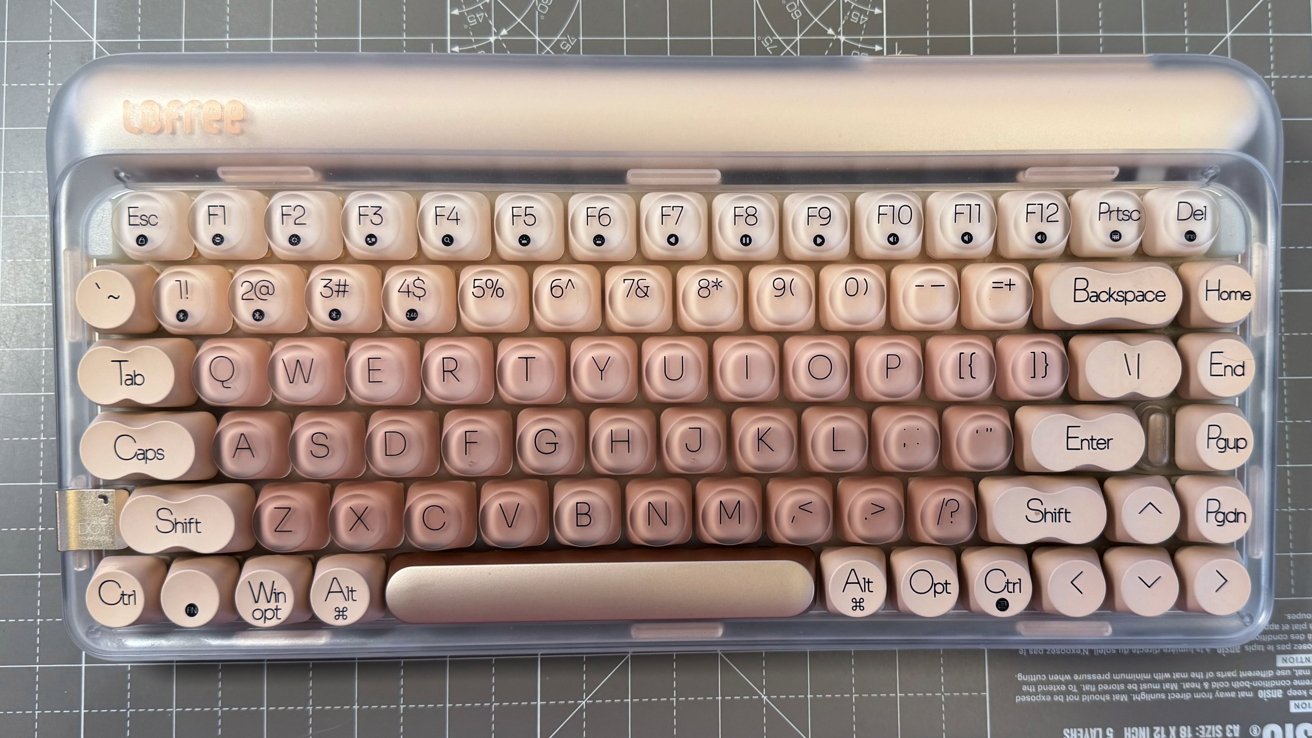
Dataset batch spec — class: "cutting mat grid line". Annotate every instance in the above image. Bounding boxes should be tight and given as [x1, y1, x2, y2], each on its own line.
[0, 0, 1305, 736]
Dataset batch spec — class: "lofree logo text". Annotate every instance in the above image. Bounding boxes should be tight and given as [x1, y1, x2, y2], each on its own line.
[122, 99, 246, 135]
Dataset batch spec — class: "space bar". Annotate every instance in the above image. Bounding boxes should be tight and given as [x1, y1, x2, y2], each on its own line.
[385, 547, 816, 623]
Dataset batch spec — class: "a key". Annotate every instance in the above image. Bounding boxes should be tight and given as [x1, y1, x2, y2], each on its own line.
[1103, 546, 1178, 617]
[161, 557, 239, 628]
[1177, 332, 1255, 400]
[604, 265, 672, 333]
[1013, 404, 1145, 472]
[925, 191, 996, 258]
[113, 190, 194, 260]
[640, 192, 708, 260]
[267, 191, 343, 260]
[997, 190, 1069, 258]
[76, 265, 160, 333]
[78, 338, 196, 407]
[712, 193, 779, 261]
[417, 192, 491, 260]
[818, 264, 886, 332]
[235, 555, 313, 628]
[458, 265, 530, 332]
[382, 265, 457, 333]
[977, 476, 1106, 545]
[79, 411, 217, 481]
[190, 189, 269, 259]
[854, 192, 923, 259]
[86, 556, 167, 627]
[1143, 188, 1218, 256]
[889, 263, 959, 331]
[1031, 546, 1106, 617]
[1070, 189, 1144, 256]
[889, 546, 958, 617]
[676, 265, 744, 332]
[307, 264, 383, 333]
[568, 193, 637, 261]
[1175, 475, 1251, 544]
[532, 264, 602, 332]
[310, 554, 387, 626]
[783, 192, 850, 260]
[1175, 405, 1253, 471]
[1067, 334, 1181, 401]
[495, 192, 564, 260]
[820, 547, 887, 617]
[748, 265, 815, 331]
[961, 546, 1032, 617]
[214, 411, 292, 479]
[1178, 261, 1256, 328]
[118, 483, 256, 554]
[153, 265, 233, 334]
[1033, 261, 1182, 330]
[342, 191, 418, 260]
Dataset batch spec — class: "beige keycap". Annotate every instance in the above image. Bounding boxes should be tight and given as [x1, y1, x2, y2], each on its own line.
[495, 192, 564, 261]
[977, 476, 1105, 545]
[732, 407, 797, 474]
[1104, 546, 1178, 617]
[1067, 334, 1181, 401]
[568, 193, 637, 261]
[1178, 261, 1256, 328]
[267, 191, 343, 260]
[417, 192, 491, 260]
[1069, 189, 1144, 256]
[290, 411, 367, 479]
[640, 192, 708, 259]
[801, 407, 868, 474]
[76, 265, 160, 333]
[820, 547, 887, 617]
[907, 476, 976, 545]
[783, 336, 849, 403]
[497, 337, 567, 405]
[889, 263, 959, 331]
[119, 483, 255, 554]
[1031, 546, 1106, 617]
[533, 264, 602, 332]
[269, 337, 347, 406]
[404, 481, 477, 550]
[676, 265, 743, 332]
[925, 335, 995, 402]
[552, 479, 622, 548]
[1177, 333, 1255, 400]
[713, 336, 779, 402]
[926, 191, 996, 258]
[626, 479, 694, 547]
[79, 339, 196, 407]
[641, 337, 707, 403]
[366, 410, 441, 478]
[836, 477, 905, 544]
[818, 264, 886, 331]
[994, 334, 1068, 402]
[941, 405, 1012, 472]
[383, 265, 457, 333]
[890, 546, 959, 617]
[342, 191, 418, 260]
[193, 338, 272, 407]
[190, 189, 269, 259]
[1033, 262, 1182, 330]
[1174, 545, 1251, 616]
[1174, 404, 1253, 472]
[997, 190, 1069, 258]
[214, 411, 291, 479]
[712, 193, 779, 261]
[422, 337, 495, 405]
[765, 478, 833, 546]
[748, 265, 815, 331]
[1175, 475, 1252, 543]
[570, 336, 638, 403]
[855, 192, 923, 259]
[1143, 188, 1218, 257]
[330, 482, 405, 551]
[236, 555, 313, 628]
[161, 556, 239, 628]
[154, 265, 233, 334]
[113, 190, 193, 260]
[605, 265, 672, 333]
[961, 546, 1032, 617]
[695, 477, 763, 545]
[442, 409, 513, 478]
[80, 411, 217, 481]
[854, 336, 923, 402]
[86, 555, 167, 627]
[307, 264, 383, 333]
[1014, 404, 1145, 473]
[311, 554, 387, 626]
[1103, 475, 1180, 544]
[589, 409, 657, 476]
[516, 408, 585, 476]
[347, 337, 422, 406]
[254, 483, 332, 553]
[960, 263, 1032, 330]
[871, 406, 939, 472]
[458, 265, 530, 333]
[230, 264, 308, 333]
[783, 192, 850, 260]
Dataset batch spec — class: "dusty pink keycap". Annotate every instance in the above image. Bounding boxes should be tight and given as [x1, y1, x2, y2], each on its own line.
[871, 406, 939, 472]
[405, 481, 477, 550]
[800, 406, 868, 473]
[925, 335, 995, 402]
[553, 479, 622, 547]
[994, 334, 1067, 401]
[1174, 545, 1251, 616]
[442, 409, 513, 478]
[570, 336, 639, 403]
[712, 335, 780, 402]
[1032, 546, 1106, 617]
[1103, 475, 1180, 544]
[516, 408, 586, 476]
[161, 556, 239, 628]
[836, 477, 905, 544]
[310, 553, 387, 626]
[854, 336, 923, 402]
[961, 546, 1032, 617]
[86, 556, 167, 628]
[732, 407, 798, 474]
[214, 411, 292, 479]
[290, 411, 366, 479]
[497, 337, 567, 405]
[330, 482, 405, 551]
[642, 336, 709, 403]
[626, 478, 693, 546]
[941, 405, 1012, 473]
[765, 477, 834, 545]
[820, 547, 887, 617]
[907, 477, 976, 545]
[235, 555, 313, 628]
[119, 483, 256, 554]
[890, 546, 959, 617]
[421, 337, 495, 405]
[269, 337, 347, 406]
[347, 338, 421, 406]
[254, 482, 331, 553]
[480, 480, 551, 548]
[365, 410, 441, 478]
[695, 477, 763, 545]
[1175, 475, 1251, 544]
[783, 336, 850, 402]
[660, 407, 727, 474]
[589, 408, 657, 476]
[1104, 545, 1178, 617]
[977, 476, 1105, 545]
[193, 338, 273, 407]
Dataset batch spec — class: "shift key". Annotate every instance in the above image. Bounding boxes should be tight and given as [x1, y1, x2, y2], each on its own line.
[1014, 405, 1145, 473]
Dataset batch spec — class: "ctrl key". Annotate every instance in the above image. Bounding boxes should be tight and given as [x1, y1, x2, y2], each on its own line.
[890, 546, 958, 617]
[235, 555, 312, 628]
[86, 555, 166, 628]
[820, 547, 887, 617]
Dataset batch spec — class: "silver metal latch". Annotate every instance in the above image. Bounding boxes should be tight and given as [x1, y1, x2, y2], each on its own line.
[56, 488, 128, 551]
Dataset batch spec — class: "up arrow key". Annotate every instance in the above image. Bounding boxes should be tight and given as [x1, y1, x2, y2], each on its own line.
[1138, 501, 1163, 515]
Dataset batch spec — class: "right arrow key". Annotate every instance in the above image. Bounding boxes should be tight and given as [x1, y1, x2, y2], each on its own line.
[1175, 545, 1253, 616]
